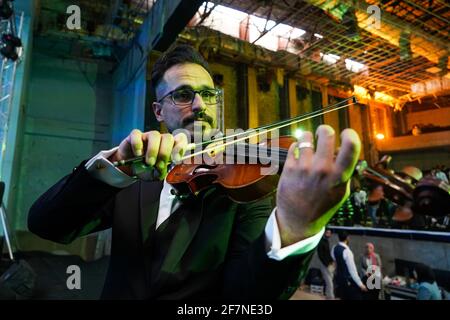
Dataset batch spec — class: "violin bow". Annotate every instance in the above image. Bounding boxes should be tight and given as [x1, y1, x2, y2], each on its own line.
[113, 96, 358, 167]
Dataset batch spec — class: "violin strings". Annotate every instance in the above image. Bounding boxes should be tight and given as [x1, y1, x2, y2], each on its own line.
[113, 97, 357, 167]
[231, 144, 289, 164]
[180, 99, 357, 162]
[193, 97, 356, 148]
[363, 167, 389, 181]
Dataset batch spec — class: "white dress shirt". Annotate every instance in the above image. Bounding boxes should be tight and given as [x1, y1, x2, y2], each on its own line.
[331, 241, 364, 287]
[85, 147, 324, 261]
[352, 190, 367, 207]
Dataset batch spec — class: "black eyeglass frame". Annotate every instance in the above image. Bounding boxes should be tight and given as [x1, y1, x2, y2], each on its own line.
[157, 88, 222, 106]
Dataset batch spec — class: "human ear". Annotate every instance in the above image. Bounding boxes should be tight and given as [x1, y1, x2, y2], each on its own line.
[152, 102, 164, 122]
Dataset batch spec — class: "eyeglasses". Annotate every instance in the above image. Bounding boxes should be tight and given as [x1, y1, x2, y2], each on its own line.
[158, 88, 222, 106]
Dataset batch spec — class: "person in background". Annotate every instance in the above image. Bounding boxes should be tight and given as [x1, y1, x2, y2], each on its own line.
[434, 165, 449, 184]
[412, 124, 421, 136]
[414, 263, 442, 300]
[331, 231, 367, 300]
[359, 242, 382, 300]
[351, 185, 367, 226]
[394, 165, 427, 229]
[367, 185, 386, 227]
[317, 228, 335, 299]
[398, 165, 423, 185]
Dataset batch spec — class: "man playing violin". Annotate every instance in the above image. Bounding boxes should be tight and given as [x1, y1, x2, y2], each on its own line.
[28, 44, 363, 299]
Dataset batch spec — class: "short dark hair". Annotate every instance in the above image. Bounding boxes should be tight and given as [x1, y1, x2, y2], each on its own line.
[151, 44, 212, 92]
[338, 231, 349, 242]
[367, 183, 382, 193]
[415, 263, 436, 284]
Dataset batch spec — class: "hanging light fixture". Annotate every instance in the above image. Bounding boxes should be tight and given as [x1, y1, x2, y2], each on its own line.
[341, 8, 360, 41]
[0, 33, 22, 61]
[399, 31, 412, 61]
[0, 1, 22, 62]
[438, 55, 448, 76]
[0, 0, 13, 20]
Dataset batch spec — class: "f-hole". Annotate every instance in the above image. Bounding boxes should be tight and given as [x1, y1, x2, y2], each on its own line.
[193, 164, 218, 174]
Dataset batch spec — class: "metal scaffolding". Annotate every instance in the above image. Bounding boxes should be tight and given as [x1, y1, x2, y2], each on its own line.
[0, 11, 24, 179]
[205, 0, 449, 101]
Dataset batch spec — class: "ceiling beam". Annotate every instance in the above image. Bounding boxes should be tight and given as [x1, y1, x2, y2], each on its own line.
[115, 0, 204, 84]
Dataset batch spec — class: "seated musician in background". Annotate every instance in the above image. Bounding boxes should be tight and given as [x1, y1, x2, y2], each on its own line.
[28, 44, 361, 299]
[393, 165, 426, 229]
[350, 178, 367, 226]
[367, 185, 388, 227]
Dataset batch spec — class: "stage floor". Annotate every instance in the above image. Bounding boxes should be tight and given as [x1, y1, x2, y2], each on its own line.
[0, 251, 109, 300]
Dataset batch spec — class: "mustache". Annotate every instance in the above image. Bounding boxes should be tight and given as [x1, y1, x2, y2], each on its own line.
[182, 113, 214, 127]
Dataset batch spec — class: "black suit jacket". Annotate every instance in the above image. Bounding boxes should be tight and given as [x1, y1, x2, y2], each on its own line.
[28, 161, 314, 299]
[318, 237, 333, 267]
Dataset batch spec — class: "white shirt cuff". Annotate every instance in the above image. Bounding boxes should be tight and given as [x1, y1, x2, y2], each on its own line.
[265, 207, 325, 261]
[85, 147, 137, 188]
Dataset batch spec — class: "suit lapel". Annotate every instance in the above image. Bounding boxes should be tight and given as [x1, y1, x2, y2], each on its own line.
[152, 187, 217, 291]
[137, 179, 163, 295]
[140, 180, 164, 245]
[117, 180, 162, 299]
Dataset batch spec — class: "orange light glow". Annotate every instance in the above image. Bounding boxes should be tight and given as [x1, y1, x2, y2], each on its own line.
[375, 133, 385, 140]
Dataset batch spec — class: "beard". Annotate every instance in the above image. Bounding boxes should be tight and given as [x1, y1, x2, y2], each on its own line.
[166, 112, 218, 143]
[176, 114, 220, 143]
[181, 112, 215, 129]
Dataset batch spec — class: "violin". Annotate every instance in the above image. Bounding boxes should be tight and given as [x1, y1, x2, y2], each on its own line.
[166, 136, 294, 203]
[356, 159, 414, 206]
[113, 97, 357, 202]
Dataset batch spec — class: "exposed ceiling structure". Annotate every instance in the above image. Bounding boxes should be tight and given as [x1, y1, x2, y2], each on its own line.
[35, 0, 154, 40]
[194, 0, 449, 108]
[30, 0, 449, 108]
[32, 0, 154, 61]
